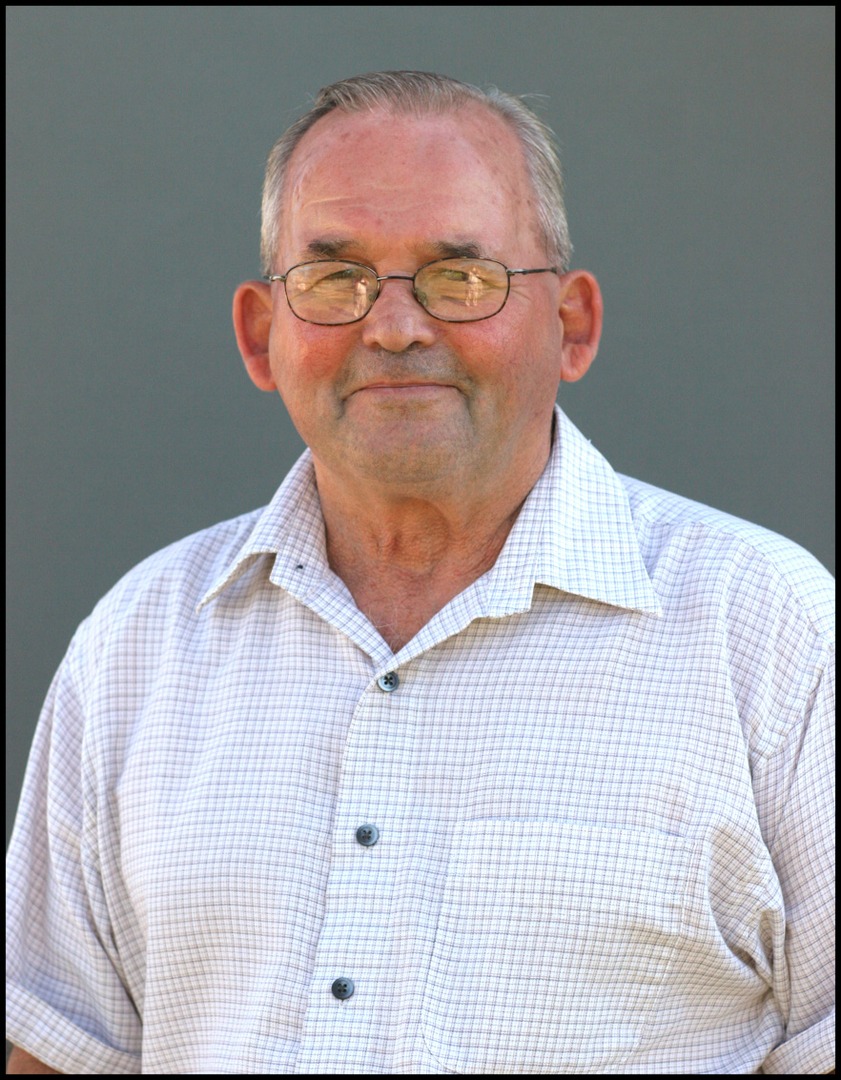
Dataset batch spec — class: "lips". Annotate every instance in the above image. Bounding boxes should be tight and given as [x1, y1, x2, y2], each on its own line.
[343, 360, 463, 399]
[354, 383, 456, 399]
[361, 382, 450, 390]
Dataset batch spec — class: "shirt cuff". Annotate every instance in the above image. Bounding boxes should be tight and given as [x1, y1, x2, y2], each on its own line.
[6, 982, 141, 1075]
[761, 1009, 835, 1074]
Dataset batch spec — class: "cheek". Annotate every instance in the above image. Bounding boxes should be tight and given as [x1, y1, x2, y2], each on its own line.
[479, 311, 564, 407]
[509, 296, 564, 362]
[269, 317, 353, 391]
[464, 315, 557, 384]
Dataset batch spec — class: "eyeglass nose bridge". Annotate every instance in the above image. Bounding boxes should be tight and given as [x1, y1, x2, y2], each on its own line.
[374, 271, 420, 295]
[375, 273, 416, 283]
[368, 271, 429, 315]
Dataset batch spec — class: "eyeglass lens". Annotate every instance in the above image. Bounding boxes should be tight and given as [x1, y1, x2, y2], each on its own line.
[283, 259, 510, 324]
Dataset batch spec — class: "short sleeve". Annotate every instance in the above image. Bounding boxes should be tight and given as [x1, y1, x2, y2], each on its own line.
[5, 628, 142, 1075]
[760, 650, 835, 1074]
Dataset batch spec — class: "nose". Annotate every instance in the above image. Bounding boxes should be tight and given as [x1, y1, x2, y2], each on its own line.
[359, 274, 438, 352]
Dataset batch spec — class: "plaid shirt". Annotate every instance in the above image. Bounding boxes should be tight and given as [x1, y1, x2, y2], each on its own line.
[6, 406, 834, 1074]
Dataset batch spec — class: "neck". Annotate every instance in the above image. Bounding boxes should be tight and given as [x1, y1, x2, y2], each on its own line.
[313, 437, 550, 601]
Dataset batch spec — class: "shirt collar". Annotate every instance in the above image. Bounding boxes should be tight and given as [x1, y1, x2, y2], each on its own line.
[198, 405, 662, 618]
[197, 448, 327, 611]
[478, 405, 662, 617]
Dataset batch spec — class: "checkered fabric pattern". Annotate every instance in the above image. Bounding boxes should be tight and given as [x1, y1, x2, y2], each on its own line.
[6, 406, 834, 1074]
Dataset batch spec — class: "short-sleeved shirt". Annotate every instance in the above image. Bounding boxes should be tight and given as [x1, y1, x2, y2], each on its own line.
[6, 405, 835, 1074]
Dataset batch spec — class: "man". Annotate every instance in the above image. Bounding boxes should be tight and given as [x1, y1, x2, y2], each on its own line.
[6, 71, 834, 1075]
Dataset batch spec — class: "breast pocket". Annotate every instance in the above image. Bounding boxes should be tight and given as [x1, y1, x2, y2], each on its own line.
[422, 819, 696, 1074]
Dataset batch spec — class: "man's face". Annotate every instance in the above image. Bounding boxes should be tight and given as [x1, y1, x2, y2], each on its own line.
[258, 106, 581, 495]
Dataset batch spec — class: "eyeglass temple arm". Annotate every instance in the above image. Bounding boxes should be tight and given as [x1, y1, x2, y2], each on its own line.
[506, 267, 558, 276]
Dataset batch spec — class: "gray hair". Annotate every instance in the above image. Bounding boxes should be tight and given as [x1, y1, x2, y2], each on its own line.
[259, 70, 573, 277]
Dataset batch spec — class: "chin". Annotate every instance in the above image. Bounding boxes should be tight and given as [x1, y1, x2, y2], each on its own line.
[355, 448, 460, 487]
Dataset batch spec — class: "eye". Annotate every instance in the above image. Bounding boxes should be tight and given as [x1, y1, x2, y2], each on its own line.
[426, 260, 508, 292]
[434, 268, 496, 293]
[293, 262, 373, 291]
[439, 268, 473, 282]
[322, 267, 363, 283]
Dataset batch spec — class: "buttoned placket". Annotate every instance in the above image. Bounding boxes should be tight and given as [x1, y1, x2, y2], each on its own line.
[295, 659, 411, 1071]
[260, 503, 545, 1071]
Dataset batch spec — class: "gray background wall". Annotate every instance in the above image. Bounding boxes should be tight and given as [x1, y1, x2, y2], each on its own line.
[6, 6, 835, 848]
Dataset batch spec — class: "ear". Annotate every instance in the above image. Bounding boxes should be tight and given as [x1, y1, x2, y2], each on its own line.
[557, 270, 603, 383]
[232, 280, 277, 392]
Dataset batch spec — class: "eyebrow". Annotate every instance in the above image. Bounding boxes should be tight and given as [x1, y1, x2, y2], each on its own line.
[301, 237, 486, 262]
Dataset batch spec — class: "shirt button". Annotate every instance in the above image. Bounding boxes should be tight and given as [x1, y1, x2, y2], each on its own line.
[355, 823, 380, 847]
[331, 977, 355, 1000]
[377, 671, 400, 692]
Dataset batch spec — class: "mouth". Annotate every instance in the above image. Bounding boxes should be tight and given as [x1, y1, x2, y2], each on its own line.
[352, 384, 457, 405]
[364, 384, 451, 393]
[354, 381, 455, 393]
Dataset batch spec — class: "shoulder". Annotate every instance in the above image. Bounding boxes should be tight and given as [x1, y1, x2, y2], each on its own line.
[68, 507, 268, 676]
[103, 507, 265, 608]
[618, 473, 835, 643]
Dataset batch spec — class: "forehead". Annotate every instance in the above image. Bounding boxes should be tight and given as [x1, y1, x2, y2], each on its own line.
[279, 105, 540, 260]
